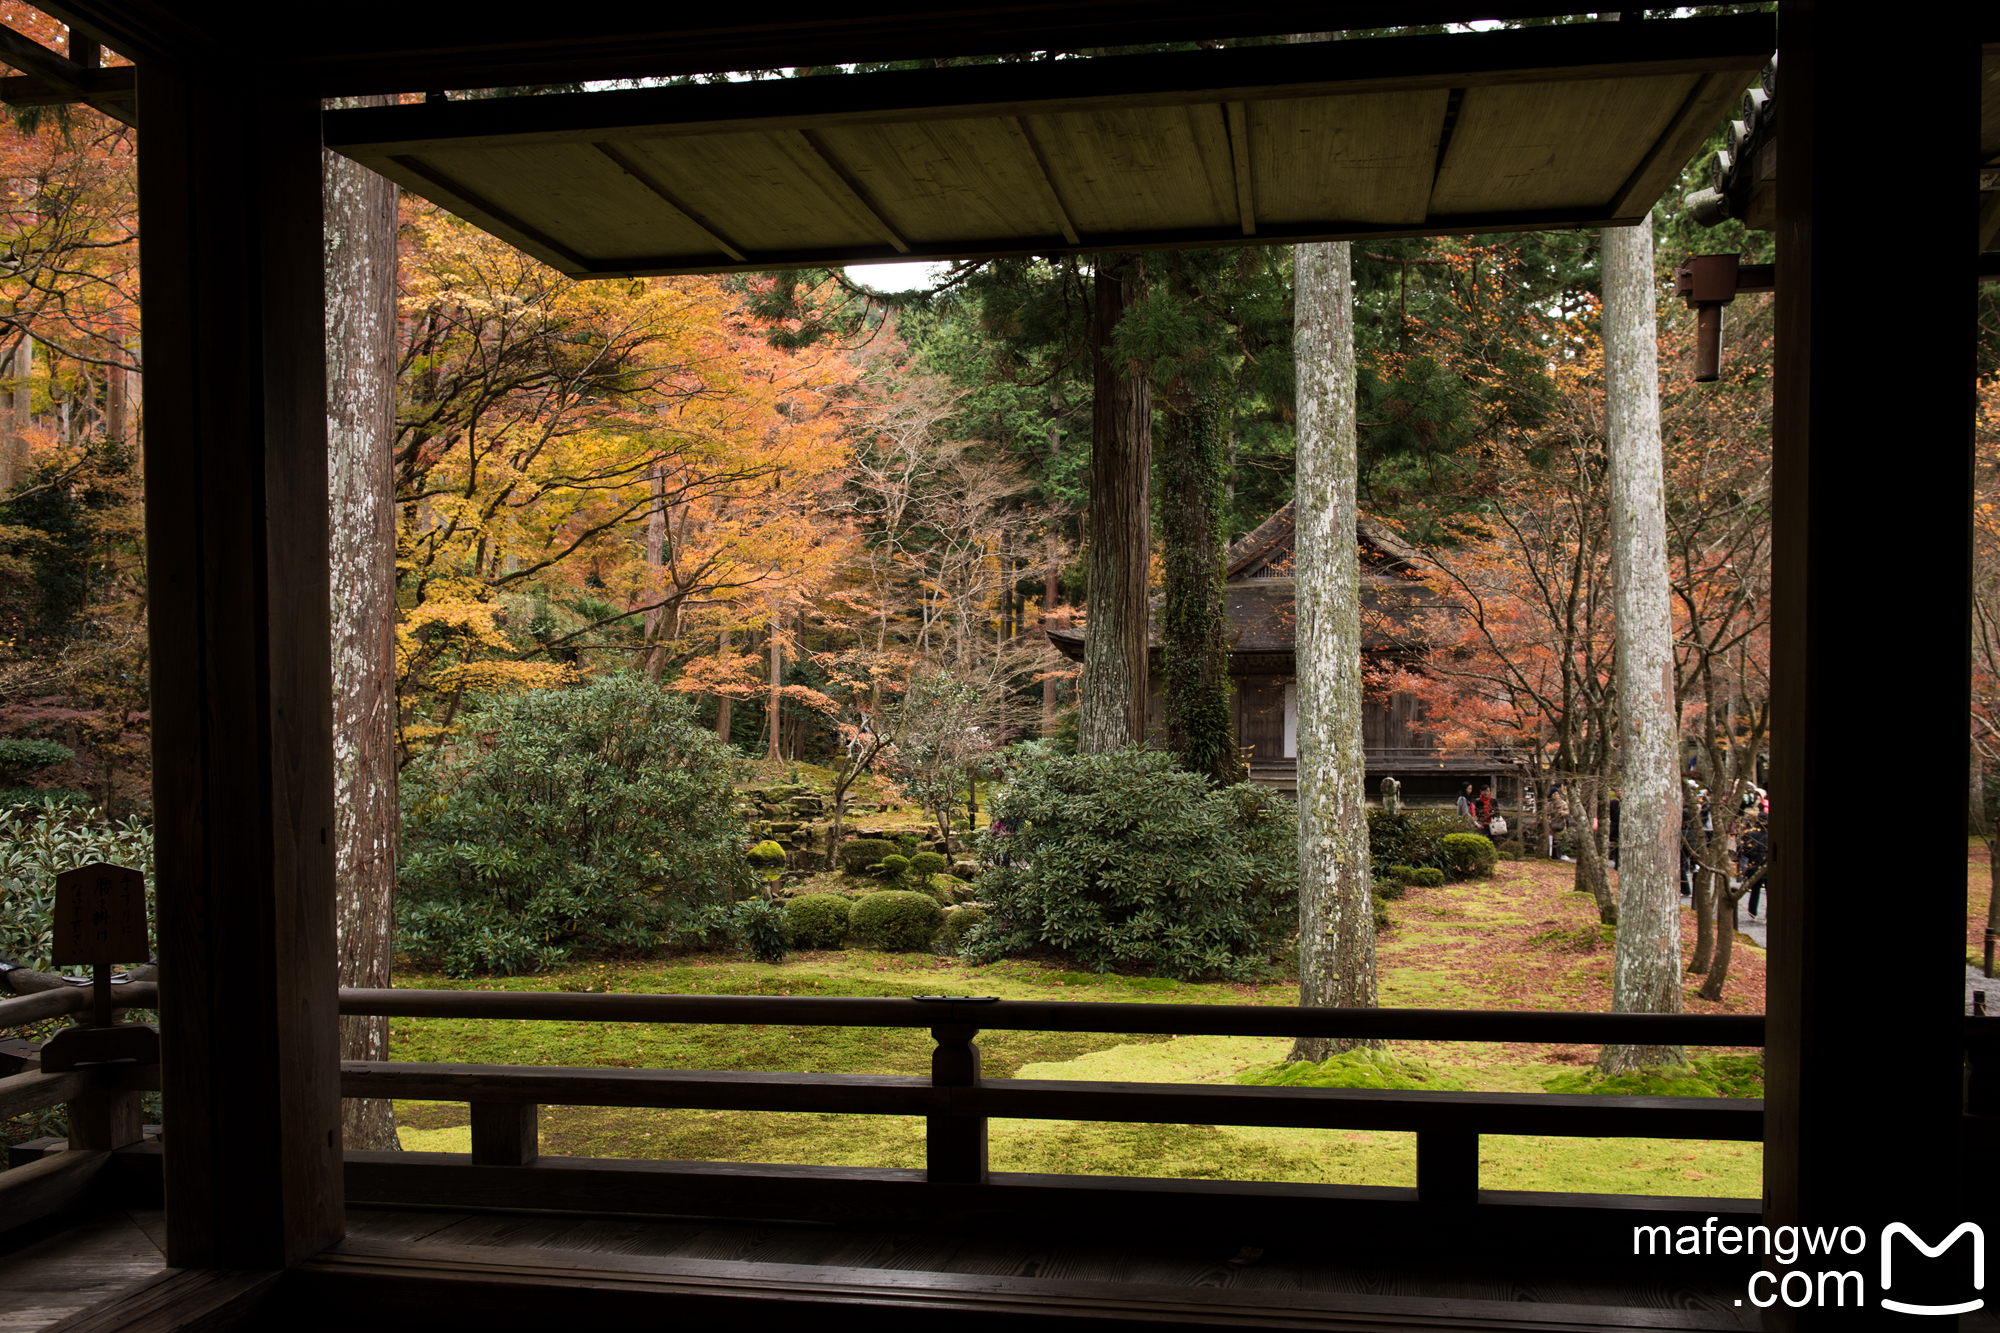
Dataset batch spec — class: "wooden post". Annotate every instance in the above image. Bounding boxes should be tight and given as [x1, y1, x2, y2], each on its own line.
[138, 68, 344, 1269]
[470, 1103, 538, 1166]
[927, 1024, 987, 1184]
[1766, 5, 1973, 1324]
[1414, 1130, 1477, 1206]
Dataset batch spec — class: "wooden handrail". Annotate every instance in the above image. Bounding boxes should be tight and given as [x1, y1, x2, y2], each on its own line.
[341, 1059, 1763, 1140]
[337, 988, 1764, 1046]
[0, 979, 158, 1029]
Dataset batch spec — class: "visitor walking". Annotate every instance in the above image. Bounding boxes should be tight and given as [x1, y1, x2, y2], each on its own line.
[1546, 784, 1569, 858]
[1738, 817, 1768, 918]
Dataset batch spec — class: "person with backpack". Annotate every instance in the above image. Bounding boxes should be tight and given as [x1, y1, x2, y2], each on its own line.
[1737, 817, 1769, 919]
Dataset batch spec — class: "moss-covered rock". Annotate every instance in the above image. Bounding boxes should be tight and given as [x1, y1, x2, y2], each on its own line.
[1237, 1048, 1466, 1091]
[838, 837, 899, 876]
[746, 839, 788, 870]
[1541, 1054, 1763, 1099]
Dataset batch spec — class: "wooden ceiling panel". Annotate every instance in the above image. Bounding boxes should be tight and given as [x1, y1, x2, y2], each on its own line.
[1025, 106, 1238, 237]
[810, 119, 1064, 244]
[612, 134, 892, 257]
[328, 16, 1774, 275]
[409, 144, 717, 265]
[1429, 74, 1696, 215]
[1249, 89, 1448, 228]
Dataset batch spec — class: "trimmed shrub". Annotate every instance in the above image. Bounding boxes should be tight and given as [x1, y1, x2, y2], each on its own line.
[838, 838, 898, 876]
[0, 787, 90, 813]
[963, 747, 1296, 980]
[1366, 809, 1465, 874]
[397, 675, 751, 976]
[1370, 893, 1392, 933]
[1376, 865, 1415, 901]
[1439, 833, 1497, 880]
[937, 904, 987, 954]
[737, 897, 789, 964]
[908, 851, 947, 878]
[0, 738, 73, 786]
[786, 893, 851, 950]
[1409, 866, 1446, 888]
[879, 853, 911, 884]
[851, 890, 943, 951]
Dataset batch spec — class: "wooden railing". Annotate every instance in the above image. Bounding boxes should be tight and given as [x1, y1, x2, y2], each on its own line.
[336, 989, 1767, 1217]
[0, 977, 161, 1230]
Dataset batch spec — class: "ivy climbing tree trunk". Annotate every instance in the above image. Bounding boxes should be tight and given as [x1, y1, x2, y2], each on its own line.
[1290, 238, 1377, 1060]
[324, 95, 401, 1151]
[1078, 255, 1151, 753]
[1601, 213, 1683, 1074]
[1158, 390, 1239, 785]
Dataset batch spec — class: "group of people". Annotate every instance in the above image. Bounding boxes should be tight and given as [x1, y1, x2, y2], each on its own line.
[1679, 779, 1771, 920]
[1455, 783, 1505, 840]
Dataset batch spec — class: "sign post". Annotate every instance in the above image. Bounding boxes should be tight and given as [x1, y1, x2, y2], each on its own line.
[43, 861, 157, 1073]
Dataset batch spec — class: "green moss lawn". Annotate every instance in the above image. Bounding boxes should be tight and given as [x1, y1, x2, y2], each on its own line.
[388, 853, 1777, 1199]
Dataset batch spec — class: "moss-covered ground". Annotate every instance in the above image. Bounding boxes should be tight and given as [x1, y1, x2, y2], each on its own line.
[389, 854, 1780, 1199]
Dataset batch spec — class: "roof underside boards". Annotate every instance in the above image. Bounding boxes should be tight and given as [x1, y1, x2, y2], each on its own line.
[322, 15, 1769, 280]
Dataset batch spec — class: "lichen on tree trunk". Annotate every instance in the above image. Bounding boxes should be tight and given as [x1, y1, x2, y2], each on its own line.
[1289, 239, 1376, 1062]
[324, 97, 402, 1151]
[1600, 214, 1683, 1074]
[1158, 390, 1239, 785]
[1078, 256, 1151, 754]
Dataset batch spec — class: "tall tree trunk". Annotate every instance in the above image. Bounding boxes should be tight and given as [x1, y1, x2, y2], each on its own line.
[1572, 774, 1615, 923]
[1078, 255, 1151, 753]
[2, 335, 31, 492]
[643, 463, 668, 682]
[1601, 213, 1683, 1074]
[716, 626, 734, 744]
[767, 625, 783, 762]
[1158, 390, 1239, 785]
[1042, 550, 1060, 737]
[324, 97, 402, 1151]
[1290, 238, 1377, 1060]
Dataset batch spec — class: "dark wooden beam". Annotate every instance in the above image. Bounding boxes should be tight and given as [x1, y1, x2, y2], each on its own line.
[1765, 3, 1976, 1324]
[44, 4, 1688, 99]
[339, 987, 1766, 1045]
[321, 15, 1771, 157]
[1002, 115, 1080, 246]
[340, 1153, 1759, 1251]
[0, 64, 137, 126]
[1224, 100, 1256, 236]
[138, 66, 344, 1270]
[590, 142, 747, 262]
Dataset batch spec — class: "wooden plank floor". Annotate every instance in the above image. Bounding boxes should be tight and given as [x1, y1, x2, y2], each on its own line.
[0, 1210, 166, 1331]
[338, 1206, 1766, 1328]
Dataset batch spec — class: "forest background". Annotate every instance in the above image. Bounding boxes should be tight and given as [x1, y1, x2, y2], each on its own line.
[4, 11, 2000, 1016]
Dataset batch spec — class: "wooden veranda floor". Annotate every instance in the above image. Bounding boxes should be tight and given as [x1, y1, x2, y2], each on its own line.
[0, 1202, 1800, 1332]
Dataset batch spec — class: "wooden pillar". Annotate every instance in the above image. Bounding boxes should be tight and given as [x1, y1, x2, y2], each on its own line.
[138, 67, 344, 1269]
[1766, 6, 1974, 1325]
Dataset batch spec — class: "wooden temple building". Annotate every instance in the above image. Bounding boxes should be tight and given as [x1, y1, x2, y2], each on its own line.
[0, 4, 1988, 1331]
[1047, 500, 1517, 803]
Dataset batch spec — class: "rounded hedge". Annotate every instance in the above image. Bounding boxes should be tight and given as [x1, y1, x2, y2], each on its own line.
[1409, 866, 1447, 888]
[785, 893, 851, 950]
[908, 851, 947, 878]
[851, 890, 944, 951]
[937, 905, 987, 955]
[1439, 833, 1497, 880]
[838, 838, 898, 876]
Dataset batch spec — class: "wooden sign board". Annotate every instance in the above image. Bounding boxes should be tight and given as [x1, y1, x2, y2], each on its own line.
[52, 862, 149, 966]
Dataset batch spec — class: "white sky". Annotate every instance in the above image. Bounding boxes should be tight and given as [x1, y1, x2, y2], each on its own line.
[845, 260, 953, 293]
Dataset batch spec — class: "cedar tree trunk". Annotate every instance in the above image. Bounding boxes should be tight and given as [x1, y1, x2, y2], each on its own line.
[324, 98, 402, 1150]
[1601, 214, 1683, 1073]
[1158, 390, 1239, 784]
[1290, 238, 1377, 1060]
[1078, 256, 1151, 753]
